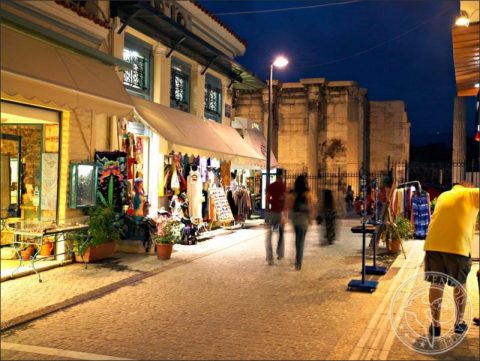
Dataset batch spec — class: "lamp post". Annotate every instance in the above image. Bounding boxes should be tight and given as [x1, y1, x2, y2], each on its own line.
[266, 56, 289, 201]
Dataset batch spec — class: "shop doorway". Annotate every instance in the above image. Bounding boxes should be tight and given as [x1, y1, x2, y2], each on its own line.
[1, 101, 61, 276]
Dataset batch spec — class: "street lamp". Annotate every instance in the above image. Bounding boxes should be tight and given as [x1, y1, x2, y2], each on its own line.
[455, 9, 479, 27]
[266, 56, 289, 201]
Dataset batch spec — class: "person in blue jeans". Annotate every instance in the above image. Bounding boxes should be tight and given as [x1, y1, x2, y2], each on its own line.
[287, 175, 313, 271]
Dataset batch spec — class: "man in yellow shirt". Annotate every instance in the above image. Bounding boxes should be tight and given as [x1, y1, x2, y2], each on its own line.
[424, 182, 479, 337]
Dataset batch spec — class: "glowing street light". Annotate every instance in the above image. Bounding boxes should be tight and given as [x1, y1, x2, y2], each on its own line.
[266, 56, 289, 200]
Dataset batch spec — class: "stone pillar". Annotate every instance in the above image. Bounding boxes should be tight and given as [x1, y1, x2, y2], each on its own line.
[358, 89, 368, 173]
[261, 86, 270, 141]
[346, 86, 359, 175]
[452, 96, 466, 183]
[300, 79, 323, 178]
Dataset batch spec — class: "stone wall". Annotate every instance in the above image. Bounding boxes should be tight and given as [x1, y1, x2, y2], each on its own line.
[233, 78, 410, 204]
[368, 101, 410, 172]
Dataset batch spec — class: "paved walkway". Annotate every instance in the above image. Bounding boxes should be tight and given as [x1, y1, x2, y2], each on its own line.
[1, 220, 479, 360]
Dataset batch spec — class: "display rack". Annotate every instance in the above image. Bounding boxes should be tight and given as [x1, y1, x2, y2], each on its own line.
[12, 216, 89, 282]
[365, 178, 387, 276]
[347, 174, 378, 293]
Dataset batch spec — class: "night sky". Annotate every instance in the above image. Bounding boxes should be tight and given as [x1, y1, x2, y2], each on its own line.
[199, 0, 478, 147]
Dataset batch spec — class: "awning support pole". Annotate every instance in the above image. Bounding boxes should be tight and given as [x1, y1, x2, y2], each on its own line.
[117, 8, 142, 34]
[166, 37, 186, 58]
[201, 56, 218, 75]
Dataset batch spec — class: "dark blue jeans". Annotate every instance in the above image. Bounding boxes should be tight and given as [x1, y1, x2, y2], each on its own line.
[294, 226, 307, 268]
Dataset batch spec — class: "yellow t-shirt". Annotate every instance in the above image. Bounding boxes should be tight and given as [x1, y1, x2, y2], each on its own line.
[424, 185, 479, 257]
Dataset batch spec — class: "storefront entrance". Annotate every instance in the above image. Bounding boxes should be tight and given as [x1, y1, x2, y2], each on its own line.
[0, 101, 61, 277]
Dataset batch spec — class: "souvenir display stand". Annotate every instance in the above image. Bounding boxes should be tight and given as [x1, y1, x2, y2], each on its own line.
[348, 174, 378, 293]
[12, 216, 89, 282]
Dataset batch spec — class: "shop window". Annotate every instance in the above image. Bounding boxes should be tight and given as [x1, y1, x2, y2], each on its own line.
[0, 102, 60, 222]
[69, 163, 97, 208]
[204, 74, 222, 122]
[123, 35, 152, 99]
[170, 57, 191, 112]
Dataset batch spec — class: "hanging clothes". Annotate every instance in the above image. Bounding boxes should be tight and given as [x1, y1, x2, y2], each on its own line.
[173, 153, 187, 192]
[201, 189, 209, 221]
[187, 168, 203, 219]
[411, 193, 431, 239]
[200, 157, 208, 183]
[220, 161, 231, 188]
[182, 153, 190, 179]
[227, 189, 237, 216]
[234, 188, 250, 223]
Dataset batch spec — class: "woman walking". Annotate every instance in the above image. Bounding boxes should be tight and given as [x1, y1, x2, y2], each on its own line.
[288, 175, 313, 271]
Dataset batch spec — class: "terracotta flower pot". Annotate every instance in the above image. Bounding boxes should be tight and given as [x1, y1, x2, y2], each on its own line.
[21, 245, 35, 261]
[75, 241, 116, 263]
[40, 242, 54, 256]
[156, 243, 173, 260]
[389, 239, 401, 253]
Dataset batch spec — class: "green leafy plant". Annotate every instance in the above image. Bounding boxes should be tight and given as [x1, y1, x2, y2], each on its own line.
[152, 218, 182, 245]
[74, 176, 125, 254]
[430, 197, 438, 214]
[387, 215, 413, 240]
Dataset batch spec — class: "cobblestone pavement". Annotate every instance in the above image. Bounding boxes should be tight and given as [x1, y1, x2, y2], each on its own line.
[1, 221, 478, 360]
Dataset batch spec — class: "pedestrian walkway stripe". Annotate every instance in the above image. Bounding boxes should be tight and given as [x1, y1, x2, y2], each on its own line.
[1, 341, 135, 360]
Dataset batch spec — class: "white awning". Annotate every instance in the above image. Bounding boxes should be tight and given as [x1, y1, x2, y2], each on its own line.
[131, 97, 263, 164]
[0, 27, 134, 117]
[241, 129, 279, 168]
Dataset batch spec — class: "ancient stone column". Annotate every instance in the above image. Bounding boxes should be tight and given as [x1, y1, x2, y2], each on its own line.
[452, 96, 466, 183]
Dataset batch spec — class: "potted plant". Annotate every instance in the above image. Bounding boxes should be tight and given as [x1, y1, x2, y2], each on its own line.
[20, 244, 36, 261]
[39, 236, 54, 256]
[74, 176, 125, 263]
[386, 215, 412, 253]
[152, 218, 182, 260]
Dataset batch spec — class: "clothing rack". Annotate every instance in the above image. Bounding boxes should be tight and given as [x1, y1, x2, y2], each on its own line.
[397, 181, 422, 193]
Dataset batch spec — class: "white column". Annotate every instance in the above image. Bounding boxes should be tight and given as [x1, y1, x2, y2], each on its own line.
[153, 45, 171, 107]
[148, 130, 160, 216]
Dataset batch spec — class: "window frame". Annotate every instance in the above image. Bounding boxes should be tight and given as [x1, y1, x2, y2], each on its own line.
[123, 34, 152, 100]
[204, 74, 222, 122]
[170, 57, 191, 112]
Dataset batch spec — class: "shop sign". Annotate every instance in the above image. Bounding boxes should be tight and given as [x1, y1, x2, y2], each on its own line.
[127, 121, 145, 135]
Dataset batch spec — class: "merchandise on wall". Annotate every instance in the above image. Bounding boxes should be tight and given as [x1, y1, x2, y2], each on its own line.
[118, 119, 150, 216]
[95, 151, 128, 213]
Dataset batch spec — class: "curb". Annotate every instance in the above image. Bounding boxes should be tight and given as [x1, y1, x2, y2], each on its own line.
[0, 229, 267, 332]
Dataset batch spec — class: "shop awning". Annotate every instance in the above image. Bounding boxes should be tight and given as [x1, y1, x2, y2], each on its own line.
[131, 97, 264, 164]
[207, 121, 266, 166]
[452, 23, 480, 96]
[240, 129, 279, 168]
[0, 27, 134, 117]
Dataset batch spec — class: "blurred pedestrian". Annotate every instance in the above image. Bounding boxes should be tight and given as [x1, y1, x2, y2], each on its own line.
[424, 181, 479, 337]
[345, 185, 354, 211]
[287, 175, 313, 271]
[265, 169, 286, 265]
[322, 189, 337, 245]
